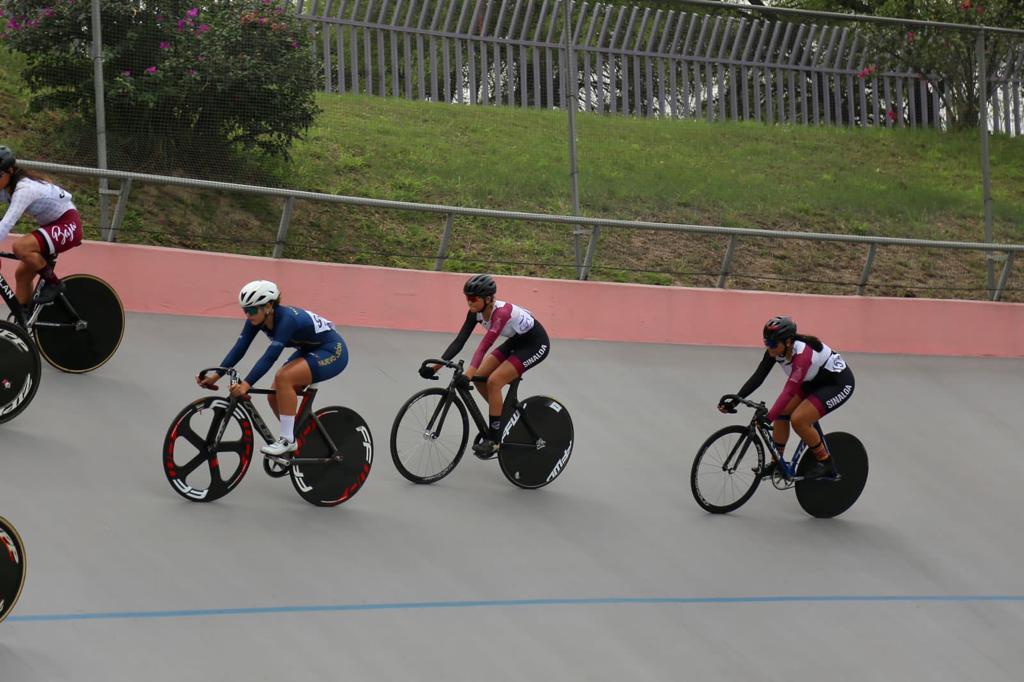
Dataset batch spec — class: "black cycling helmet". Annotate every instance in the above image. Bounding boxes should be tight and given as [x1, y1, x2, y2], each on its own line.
[0, 146, 15, 173]
[763, 315, 797, 346]
[463, 274, 496, 298]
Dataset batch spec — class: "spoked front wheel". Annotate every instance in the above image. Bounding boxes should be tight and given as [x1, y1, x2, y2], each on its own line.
[34, 273, 124, 373]
[290, 406, 373, 507]
[498, 396, 574, 489]
[0, 515, 26, 624]
[162, 397, 255, 502]
[691, 425, 764, 514]
[390, 388, 468, 484]
[0, 320, 41, 425]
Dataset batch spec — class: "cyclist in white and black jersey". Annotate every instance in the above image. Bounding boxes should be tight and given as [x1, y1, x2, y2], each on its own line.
[0, 147, 82, 308]
[422, 274, 551, 457]
[718, 316, 855, 479]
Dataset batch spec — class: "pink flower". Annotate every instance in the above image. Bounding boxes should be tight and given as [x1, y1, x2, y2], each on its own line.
[291, 40, 299, 49]
[159, 41, 171, 49]
[906, 31, 915, 43]
[145, 66, 157, 75]
[186, 7, 199, 18]
[197, 24, 209, 33]
[259, 17, 268, 25]
[263, 0, 272, 4]
[6, 20, 18, 30]
[42, 7, 55, 17]
[177, 19, 187, 30]
[188, 69, 198, 76]
[887, 110, 897, 122]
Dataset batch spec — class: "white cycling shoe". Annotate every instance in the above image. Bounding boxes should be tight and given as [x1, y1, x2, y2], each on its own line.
[261, 437, 298, 457]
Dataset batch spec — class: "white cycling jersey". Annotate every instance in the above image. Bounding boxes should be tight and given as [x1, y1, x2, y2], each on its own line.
[0, 178, 77, 242]
[774, 339, 847, 383]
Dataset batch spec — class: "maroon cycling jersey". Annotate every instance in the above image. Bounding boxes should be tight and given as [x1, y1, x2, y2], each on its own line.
[441, 300, 537, 368]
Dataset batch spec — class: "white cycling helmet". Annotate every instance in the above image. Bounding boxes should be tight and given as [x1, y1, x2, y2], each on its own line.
[238, 280, 280, 308]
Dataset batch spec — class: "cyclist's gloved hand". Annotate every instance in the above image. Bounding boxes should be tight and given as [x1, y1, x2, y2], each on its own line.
[418, 365, 436, 380]
[718, 395, 738, 413]
[453, 373, 471, 389]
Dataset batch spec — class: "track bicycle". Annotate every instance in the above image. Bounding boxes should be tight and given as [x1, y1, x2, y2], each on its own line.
[0, 515, 26, 624]
[690, 394, 869, 518]
[162, 367, 373, 507]
[1, 251, 124, 373]
[390, 358, 574, 489]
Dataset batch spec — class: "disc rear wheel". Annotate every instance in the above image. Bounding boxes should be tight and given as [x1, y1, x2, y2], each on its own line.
[498, 396, 574, 489]
[34, 274, 124, 373]
[290, 406, 373, 506]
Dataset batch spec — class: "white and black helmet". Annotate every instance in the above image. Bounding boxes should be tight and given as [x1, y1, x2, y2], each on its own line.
[238, 280, 280, 308]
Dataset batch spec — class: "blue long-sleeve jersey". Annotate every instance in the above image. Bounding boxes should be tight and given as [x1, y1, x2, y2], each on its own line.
[220, 305, 340, 386]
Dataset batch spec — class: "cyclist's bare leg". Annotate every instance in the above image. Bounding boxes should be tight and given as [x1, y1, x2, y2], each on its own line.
[485, 361, 519, 418]
[11, 234, 46, 306]
[771, 395, 803, 458]
[791, 400, 828, 459]
[473, 354, 500, 400]
[268, 358, 313, 420]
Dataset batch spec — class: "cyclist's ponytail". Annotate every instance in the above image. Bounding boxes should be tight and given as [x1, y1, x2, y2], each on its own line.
[795, 334, 823, 351]
[9, 165, 55, 192]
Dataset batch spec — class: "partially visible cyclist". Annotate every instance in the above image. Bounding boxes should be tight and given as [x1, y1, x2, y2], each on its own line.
[0, 146, 82, 308]
[718, 316, 855, 479]
[198, 280, 349, 458]
[422, 274, 550, 457]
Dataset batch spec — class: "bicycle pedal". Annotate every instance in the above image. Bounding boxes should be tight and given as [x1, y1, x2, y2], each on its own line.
[264, 453, 293, 467]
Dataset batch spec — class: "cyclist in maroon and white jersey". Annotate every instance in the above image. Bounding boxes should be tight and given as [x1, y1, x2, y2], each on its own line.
[718, 316, 855, 479]
[422, 274, 550, 457]
[0, 147, 82, 308]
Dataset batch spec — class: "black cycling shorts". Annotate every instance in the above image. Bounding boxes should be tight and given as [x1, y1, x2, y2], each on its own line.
[490, 321, 550, 375]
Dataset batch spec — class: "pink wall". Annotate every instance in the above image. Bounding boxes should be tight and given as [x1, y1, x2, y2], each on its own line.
[6, 239, 1023, 357]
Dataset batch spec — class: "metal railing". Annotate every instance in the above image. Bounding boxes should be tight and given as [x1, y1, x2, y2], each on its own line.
[23, 159, 1022, 301]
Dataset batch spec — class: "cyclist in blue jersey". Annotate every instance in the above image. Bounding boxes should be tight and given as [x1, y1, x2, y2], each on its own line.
[198, 280, 349, 457]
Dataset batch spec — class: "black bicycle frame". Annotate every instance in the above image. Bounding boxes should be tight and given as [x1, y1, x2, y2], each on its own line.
[0, 252, 82, 332]
[721, 394, 828, 479]
[421, 359, 542, 446]
[199, 366, 340, 463]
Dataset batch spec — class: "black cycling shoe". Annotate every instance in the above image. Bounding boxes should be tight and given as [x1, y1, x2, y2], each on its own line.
[33, 280, 65, 305]
[756, 459, 779, 479]
[472, 438, 499, 459]
[802, 458, 835, 480]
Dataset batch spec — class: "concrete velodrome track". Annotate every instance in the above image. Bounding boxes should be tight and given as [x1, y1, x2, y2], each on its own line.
[1, 312, 1023, 680]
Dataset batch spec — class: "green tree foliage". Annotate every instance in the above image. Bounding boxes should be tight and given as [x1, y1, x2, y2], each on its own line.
[0, 0, 322, 169]
[773, 1, 1024, 129]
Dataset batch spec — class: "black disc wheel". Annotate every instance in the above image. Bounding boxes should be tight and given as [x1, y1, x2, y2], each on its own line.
[162, 397, 254, 502]
[498, 396, 574, 489]
[0, 515, 26, 624]
[0, 320, 41, 425]
[691, 425, 764, 514]
[34, 274, 124, 373]
[795, 432, 869, 519]
[290, 406, 373, 507]
[390, 388, 468, 484]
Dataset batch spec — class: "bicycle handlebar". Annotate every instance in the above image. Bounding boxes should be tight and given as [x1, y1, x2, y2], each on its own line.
[197, 366, 240, 388]
[719, 393, 768, 415]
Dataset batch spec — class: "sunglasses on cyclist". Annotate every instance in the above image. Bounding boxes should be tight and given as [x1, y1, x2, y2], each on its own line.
[242, 305, 262, 316]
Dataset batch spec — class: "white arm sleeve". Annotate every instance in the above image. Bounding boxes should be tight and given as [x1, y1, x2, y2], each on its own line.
[0, 183, 46, 242]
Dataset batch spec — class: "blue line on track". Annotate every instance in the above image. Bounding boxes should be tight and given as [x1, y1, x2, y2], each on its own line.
[8, 594, 1024, 623]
